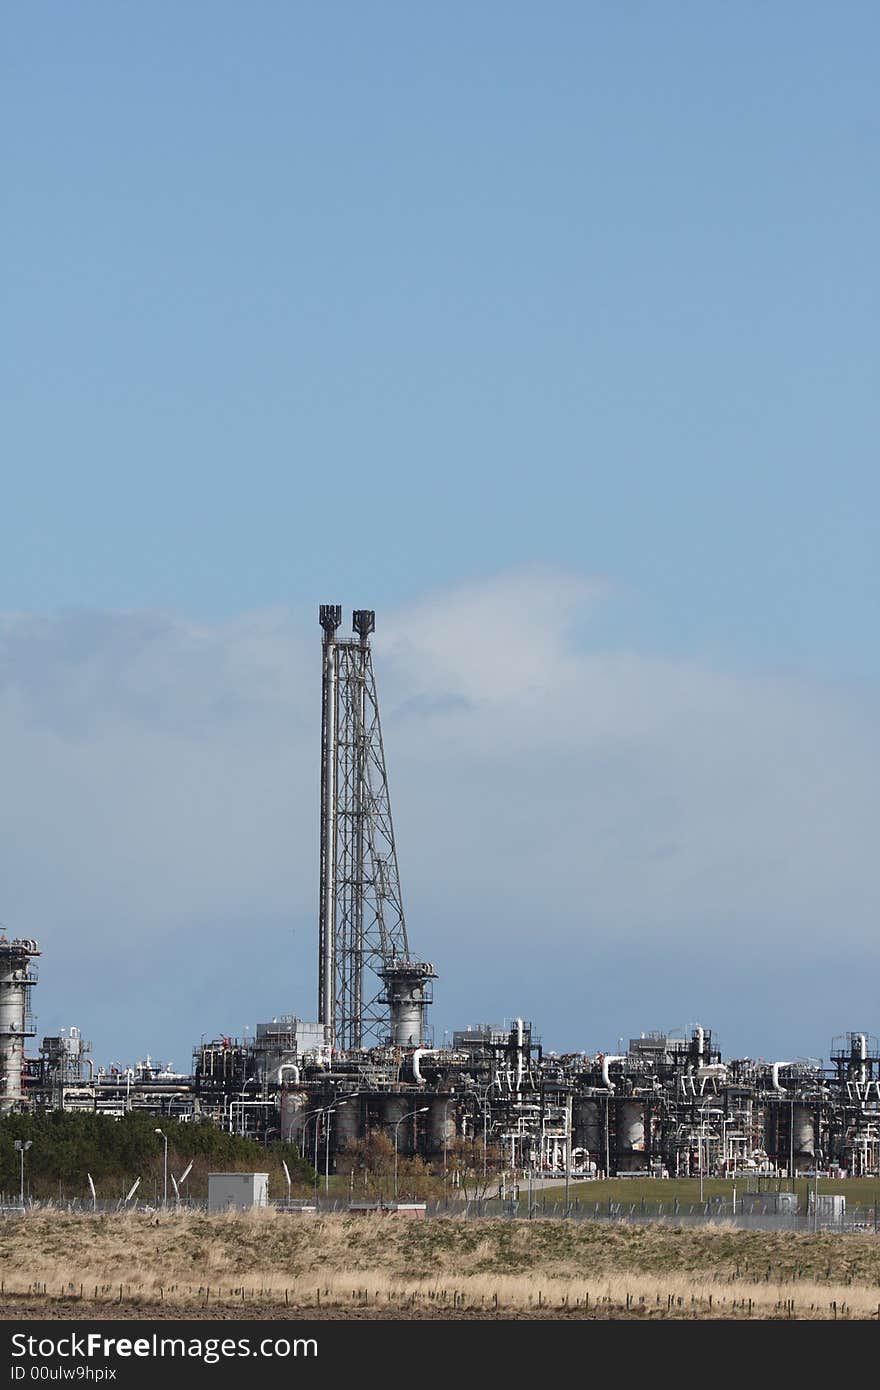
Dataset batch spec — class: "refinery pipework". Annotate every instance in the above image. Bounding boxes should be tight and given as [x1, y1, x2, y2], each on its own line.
[3, 610, 878, 1185]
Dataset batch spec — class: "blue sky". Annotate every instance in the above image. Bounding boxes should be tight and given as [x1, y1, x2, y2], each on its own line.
[2, 6, 878, 1065]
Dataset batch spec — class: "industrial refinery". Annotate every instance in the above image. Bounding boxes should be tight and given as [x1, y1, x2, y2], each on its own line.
[2, 607, 878, 1182]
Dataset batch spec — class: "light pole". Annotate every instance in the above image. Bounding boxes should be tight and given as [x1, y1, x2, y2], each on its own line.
[811, 1153, 827, 1231]
[393, 1107, 428, 1200]
[154, 1129, 168, 1207]
[698, 1100, 713, 1205]
[313, 1109, 330, 1201]
[300, 1109, 316, 1160]
[300, 1105, 336, 1201]
[564, 1092, 573, 1216]
[300, 1106, 326, 1162]
[326, 1099, 355, 1193]
[14, 1140, 32, 1206]
[440, 1098, 453, 1207]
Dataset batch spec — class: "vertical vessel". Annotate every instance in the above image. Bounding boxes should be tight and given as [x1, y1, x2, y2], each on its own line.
[0, 935, 40, 1114]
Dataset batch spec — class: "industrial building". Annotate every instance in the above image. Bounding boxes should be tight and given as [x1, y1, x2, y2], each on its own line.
[4, 608, 879, 1181]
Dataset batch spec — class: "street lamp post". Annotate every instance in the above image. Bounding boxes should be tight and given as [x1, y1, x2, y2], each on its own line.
[14, 1140, 32, 1206]
[813, 1163, 819, 1232]
[300, 1105, 337, 1202]
[325, 1099, 356, 1193]
[697, 1100, 714, 1206]
[440, 1098, 452, 1207]
[313, 1109, 329, 1202]
[393, 1107, 428, 1200]
[564, 1092, 573, 1216]
[298, 1108, 320, 1161]
[325, 1110, 333, 1194]
[154, 1129, 168, 1207]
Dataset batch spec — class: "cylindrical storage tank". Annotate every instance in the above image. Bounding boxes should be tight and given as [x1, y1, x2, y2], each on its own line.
[573, 1100, 601, 1156]
[383, 1096, 414, 1155]
[335, 1096, 360, 1152]
[429, 1098, 456, 1155]
[793, 1106, 815, 1168]
[763, 1108, 777, 1161]
[616, 1101, 645, 1172]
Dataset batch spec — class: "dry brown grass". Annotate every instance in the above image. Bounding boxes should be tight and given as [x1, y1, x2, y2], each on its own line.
[2, 1209, 880, 1320]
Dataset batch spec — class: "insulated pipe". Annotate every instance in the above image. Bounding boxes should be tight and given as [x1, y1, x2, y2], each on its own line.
[695, 1026, 705, 1063]
[318, 612, 340, 1050]
[411, 1048, 436, 1084]
[276, 1063, 301, 1086]
[601, 1055, 626, 1092]
[126, 1084, 193, 1092]
[516, 1018, 524, 1093]
[857, 1034, 867, 1084]
[770, 1062, 789, 1093]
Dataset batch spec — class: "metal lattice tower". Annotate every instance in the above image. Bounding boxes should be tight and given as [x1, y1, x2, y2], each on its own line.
[318, 606, 435, 1052]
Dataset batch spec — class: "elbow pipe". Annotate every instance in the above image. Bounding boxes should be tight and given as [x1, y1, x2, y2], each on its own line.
[411, 1049, 436, 1084]
[770, 1062, 789, 1094]
[601, 1056, 626, 1092]
[276, 1063, 301, 1086]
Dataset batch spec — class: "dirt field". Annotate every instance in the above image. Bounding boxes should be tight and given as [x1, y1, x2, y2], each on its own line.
[2, 1209, 879, 1320]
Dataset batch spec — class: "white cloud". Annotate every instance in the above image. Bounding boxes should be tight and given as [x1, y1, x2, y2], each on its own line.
[0, 572, 877, 1060]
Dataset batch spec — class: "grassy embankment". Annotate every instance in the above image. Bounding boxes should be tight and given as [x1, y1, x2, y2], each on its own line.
[533, 1175, 880, 1210]
[2, 1209, 880, 1320]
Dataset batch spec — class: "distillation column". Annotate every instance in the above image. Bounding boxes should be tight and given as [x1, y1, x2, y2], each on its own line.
[0, 936, 40, 1114]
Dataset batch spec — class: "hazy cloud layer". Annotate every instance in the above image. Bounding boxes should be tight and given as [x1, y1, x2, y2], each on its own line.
[1, 572, 877, 1063]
